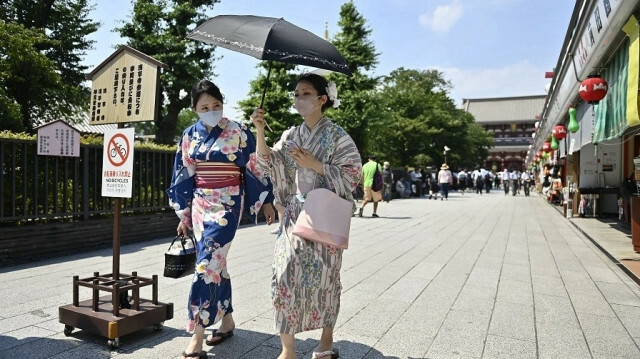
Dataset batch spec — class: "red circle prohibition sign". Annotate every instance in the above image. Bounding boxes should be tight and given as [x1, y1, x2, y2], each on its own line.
[107, 133, 130, 167]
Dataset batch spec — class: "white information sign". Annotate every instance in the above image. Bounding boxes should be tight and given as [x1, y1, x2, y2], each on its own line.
[102, 128, 135, 198]
[37, 120, 80, 157]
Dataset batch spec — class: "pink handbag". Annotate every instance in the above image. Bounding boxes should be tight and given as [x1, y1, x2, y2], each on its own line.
[292, 188, 352, 249]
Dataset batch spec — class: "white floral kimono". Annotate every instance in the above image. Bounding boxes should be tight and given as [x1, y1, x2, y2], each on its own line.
[257, 117, 361, 334]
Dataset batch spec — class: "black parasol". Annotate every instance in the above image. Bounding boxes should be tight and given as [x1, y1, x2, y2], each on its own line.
[187, 15, 352, 108]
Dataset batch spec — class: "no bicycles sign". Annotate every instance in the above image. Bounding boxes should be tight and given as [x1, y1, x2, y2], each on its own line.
[102, 128, 135, 198]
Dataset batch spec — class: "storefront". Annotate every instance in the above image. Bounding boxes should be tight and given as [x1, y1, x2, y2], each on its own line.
[528, 0, 640, 218]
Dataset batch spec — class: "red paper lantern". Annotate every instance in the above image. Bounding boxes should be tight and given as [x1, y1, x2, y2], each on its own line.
[552, 125, 567, 140]
[537, 150, 543, 157]
[579, 75, 608, 104]
[542, 141, 552, 153]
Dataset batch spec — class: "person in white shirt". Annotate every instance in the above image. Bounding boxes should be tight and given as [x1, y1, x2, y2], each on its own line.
[509, 171, 519, 196]
[458, 170, 467, 195]
[501, 169, 510, 195]
[438, 164, 453, 200]
[521, 171, 532, 197]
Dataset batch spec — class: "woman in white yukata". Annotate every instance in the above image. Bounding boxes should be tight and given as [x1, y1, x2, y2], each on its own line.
[168, 80, 276, 359]
[251, 73, 362, 359]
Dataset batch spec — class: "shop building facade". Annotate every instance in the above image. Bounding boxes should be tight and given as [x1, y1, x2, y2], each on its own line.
[529, 0, 640, 218]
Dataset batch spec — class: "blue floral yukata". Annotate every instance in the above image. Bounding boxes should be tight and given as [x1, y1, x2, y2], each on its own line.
[167, 118, 273, 332]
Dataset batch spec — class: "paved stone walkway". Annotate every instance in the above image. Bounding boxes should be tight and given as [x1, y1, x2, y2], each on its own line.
[1, 191, 640, 358]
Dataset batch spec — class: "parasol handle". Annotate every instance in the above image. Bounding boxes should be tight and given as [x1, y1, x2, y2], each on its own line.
[259, 61, 273, 108]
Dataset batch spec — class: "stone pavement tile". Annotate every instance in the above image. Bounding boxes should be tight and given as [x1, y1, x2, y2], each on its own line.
[531, 275, 568, 297]
[499, 263, 531, 283]
[536, 324, 591, 359]
[452, 284, 496, 313]
[534, 293, 581, 329]
[465, 268, 500, 289]
[426, 309, 492, 359]
[569, 291, 617, 317]
[238, 316, 277, 336]
[529, 258, 560, 278]
[0, 333, 85, 359]
[338, 299, 407, 339]
[611, 304, 640, 339]
[578, 312, 640, 359]
[482, 335, 537, 359]
[488, 301, 535, 342]
[403, 260, 445, 281]
[237, 344, 282, 359]
[495, 279, 533, 306]
[595, 281, 640, 307]
[262, 330, 319, 354]
[0, 325, 58, 351]
[328, 334, 379, 359]
[48, 341, 112, 359]
[379, 275, 429, 304]
[0, 312, 44, 335]
[583, 264, 624, 284]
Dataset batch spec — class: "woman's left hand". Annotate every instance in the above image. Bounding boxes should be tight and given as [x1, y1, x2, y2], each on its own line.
[262, 203, 276, 225]
[290, 147, 323, 174]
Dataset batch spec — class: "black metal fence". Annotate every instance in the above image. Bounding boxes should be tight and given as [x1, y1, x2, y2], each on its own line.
[0, 138, 175, 224]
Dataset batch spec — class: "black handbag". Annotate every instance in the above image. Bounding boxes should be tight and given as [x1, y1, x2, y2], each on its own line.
[163, 235, 196, 278]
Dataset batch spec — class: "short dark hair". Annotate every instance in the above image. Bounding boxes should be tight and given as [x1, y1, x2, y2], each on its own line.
[296, 73, 334, 112]
[191, 80, 224, 108]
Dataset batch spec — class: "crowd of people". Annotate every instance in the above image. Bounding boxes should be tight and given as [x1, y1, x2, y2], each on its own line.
[355, 163, 538, 210]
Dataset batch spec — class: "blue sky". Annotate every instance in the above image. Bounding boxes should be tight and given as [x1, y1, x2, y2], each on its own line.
[83, 0, 575, 121]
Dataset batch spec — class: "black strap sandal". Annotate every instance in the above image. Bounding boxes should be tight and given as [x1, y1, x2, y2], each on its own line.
[205, 330, 234, 346]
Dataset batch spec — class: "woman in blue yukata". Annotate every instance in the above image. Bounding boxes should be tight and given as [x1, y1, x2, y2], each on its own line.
[167, 80, 275, 359]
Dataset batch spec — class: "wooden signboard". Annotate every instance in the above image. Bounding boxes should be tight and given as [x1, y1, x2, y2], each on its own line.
[86, 46, 168, 125]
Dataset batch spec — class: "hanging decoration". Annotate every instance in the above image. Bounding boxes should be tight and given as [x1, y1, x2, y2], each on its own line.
[551, 125, 567, 150]
[542, 141, 552, 153]
[568, 107, 579, 133]
[579, 75, 608, 104]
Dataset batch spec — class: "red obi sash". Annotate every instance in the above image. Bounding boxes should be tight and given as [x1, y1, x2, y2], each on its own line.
[195, 162, 242, 189]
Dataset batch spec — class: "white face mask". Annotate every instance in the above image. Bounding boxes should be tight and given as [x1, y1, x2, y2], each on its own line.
[294, 96, 321, 117]
[198, 110, 223, 128]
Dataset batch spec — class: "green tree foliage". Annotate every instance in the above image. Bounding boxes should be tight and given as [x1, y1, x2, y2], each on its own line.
[328, 0, 379, 156]
[368, 68, 493, 170]
[0, 0, 99, 131]
[118, 0, 219, 144]
[238, 61, 299, 145]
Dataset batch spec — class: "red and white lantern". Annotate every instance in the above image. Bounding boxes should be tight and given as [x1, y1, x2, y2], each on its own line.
[579, 75, 608, 104]
[542, 141, 552, 153]
[552, 125, 567, 140]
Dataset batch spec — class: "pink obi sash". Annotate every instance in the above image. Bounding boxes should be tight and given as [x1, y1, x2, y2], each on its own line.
[195, 162, 242, 189]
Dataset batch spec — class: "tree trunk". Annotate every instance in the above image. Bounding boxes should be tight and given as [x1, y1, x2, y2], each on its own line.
[156, 102, 181, 144]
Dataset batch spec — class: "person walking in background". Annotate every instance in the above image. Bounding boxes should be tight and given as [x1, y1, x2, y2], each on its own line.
[360, 154, 383, 217]
[252, 73, 361, 359]
[510, 169, 519, 196]
[502, 169, 510, 196]
[438, 163, 453, 200]
[382, 161, 394, 203]
[428, 169, 440, 200]
[475, 168, 484, 195]
[521, 170, 532, 197]
[458, 169, 467, 195]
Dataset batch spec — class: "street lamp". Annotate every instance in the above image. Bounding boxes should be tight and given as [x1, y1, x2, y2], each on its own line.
[444, 145, 450, 164]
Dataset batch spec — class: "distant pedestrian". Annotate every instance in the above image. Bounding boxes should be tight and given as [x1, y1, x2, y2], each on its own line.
[382, 161, 394, 203]
[502, 169, 510, 195]
[475, 168, 484, 195]
[521, 171, 532, 196]
[438, 164, 453, 200]
[458, 169, 468, 195]
[428, 171, 440, 200]
[510, 170, 519, 196]
[359, 155, 383, 218]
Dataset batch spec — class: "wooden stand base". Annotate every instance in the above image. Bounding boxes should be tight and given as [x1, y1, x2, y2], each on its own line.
[59, 295, 173, 349]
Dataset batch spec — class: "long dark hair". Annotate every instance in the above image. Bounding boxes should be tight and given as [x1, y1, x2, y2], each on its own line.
[296, 73, 334, 112]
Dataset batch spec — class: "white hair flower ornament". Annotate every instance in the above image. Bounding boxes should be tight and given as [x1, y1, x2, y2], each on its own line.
[325, 82, 340, 108]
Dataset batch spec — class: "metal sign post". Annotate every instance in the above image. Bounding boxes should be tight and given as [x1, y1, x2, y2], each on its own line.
[59, 47, 171, 350]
